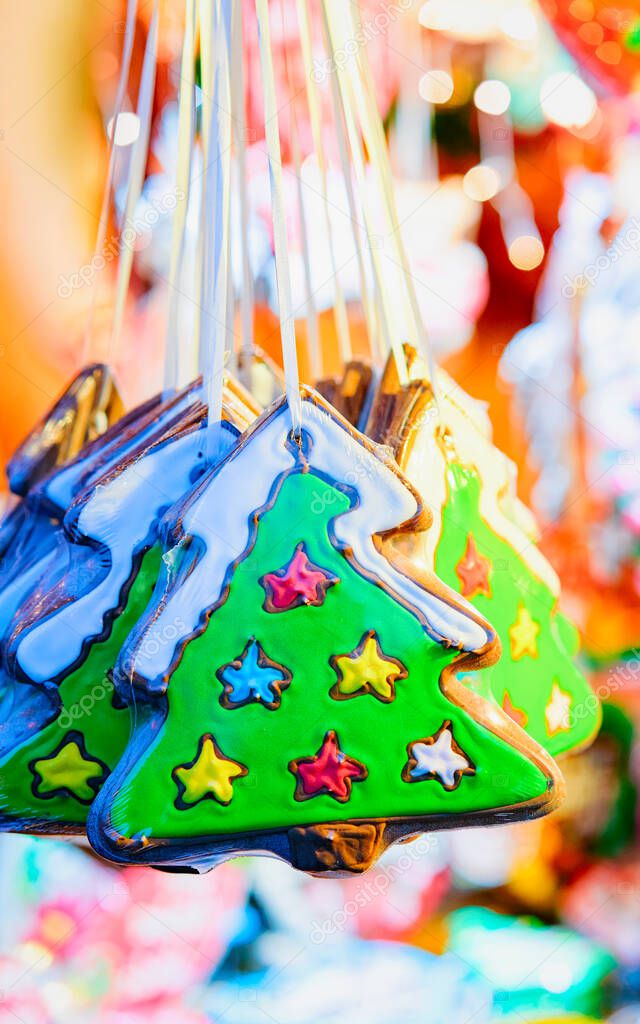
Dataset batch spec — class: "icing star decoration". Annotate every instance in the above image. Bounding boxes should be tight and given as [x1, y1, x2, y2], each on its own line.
[545, 682, 572, 736]
[289, 730, 367, 802]
[260, 542, 337, 613]
[509, 604, 540, 660]
[403, 722, 475, 791]
[31, 732, 106, 804]
[173, 734, 248, 808]
[217, 637, 292, 710]
[330, 630, 407, 702]
[455, 534, 492, 599]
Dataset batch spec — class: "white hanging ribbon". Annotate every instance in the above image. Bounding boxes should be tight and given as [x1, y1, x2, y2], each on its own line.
[321, 1, 407, 385]
[164, 0, 197, 392]
[109, 0, 160, 366]
[341, 1, 438, 398]
[200, 0, 233, 457]
[323, 35, 383, 363]
[297, 0, 352, 368]
[82, 0, 138, 364]
[231, 0, 255, 385]
[282, 13, 320, 381]
[255, 0, 302, 436]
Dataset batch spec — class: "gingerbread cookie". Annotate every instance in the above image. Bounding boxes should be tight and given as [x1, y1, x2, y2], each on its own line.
[0, 404, 243, 834]
[0, 375, 257, 645]
[88, 387, 562, 876]
[316, 359, 376, 430]
[0, 382, 205, 754]
[367, 348, 600, 759]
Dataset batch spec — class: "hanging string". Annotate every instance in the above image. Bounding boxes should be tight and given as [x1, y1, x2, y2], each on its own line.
[346, 0, 439, 404]
[224, 181, 236, 375]
[324, 38, 384, 364]
[290, 129, 322, 380]
[81, 0, 138, 365]
[255, 0, 302, 436]
[321, 12, 391, 375]
[197, 0, 215, 389]
[164, 0, 197, 393]
[192, 0, 213, 374]
[320, 1, 406, 386]
[200, 0, 233, 457]
[109, 0, 160, 367]
[283, 9, 321, 381]
[297, 0, 352, 370]
[231, 0, 255, 387]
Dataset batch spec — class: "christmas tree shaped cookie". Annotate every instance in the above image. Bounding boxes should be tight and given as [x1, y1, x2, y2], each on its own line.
[0, 384, 201, 753]
[0, 377, 258, 709]
[89, 387, 562, 876]
[0, 406, 241, 834]
[0, 384, 202, 627]
[367, 349, 600, 759]
[0, 364, 138, 642]
[0, 384, 213, 774]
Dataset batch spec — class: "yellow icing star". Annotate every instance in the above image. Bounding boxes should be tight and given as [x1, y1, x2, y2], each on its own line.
[173, 735, 247, 807]
[545, 682, 572, 736]
[509, 604, 540, 660]
[330, 630, 407, 702]
[32, 735, 105, 803]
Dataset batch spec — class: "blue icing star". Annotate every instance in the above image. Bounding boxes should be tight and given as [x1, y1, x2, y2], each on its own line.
[218, 639, 291, 709]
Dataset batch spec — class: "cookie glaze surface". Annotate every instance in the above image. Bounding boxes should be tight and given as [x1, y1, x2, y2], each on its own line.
[90, 390, 561, 873]
[368, 352, 600, 759]
[0, 546, 161, 831]
[433, 462, 599, 758]
[0, 415, 239, 833]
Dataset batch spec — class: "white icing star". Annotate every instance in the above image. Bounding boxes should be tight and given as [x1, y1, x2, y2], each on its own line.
[545, 683, 572, 735]
[408, 726, 472, 789]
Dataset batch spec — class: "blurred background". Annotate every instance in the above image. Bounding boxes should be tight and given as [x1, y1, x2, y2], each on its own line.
[2, 1, 640, 1021]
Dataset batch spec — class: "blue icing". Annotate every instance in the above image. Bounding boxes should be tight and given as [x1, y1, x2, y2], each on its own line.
[218, 639, 289, 707]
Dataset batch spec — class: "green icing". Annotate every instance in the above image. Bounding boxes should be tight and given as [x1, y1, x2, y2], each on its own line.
[107, 470, 549, 844]
[435, 461, 599, 758]
[0, 546, 162, 827]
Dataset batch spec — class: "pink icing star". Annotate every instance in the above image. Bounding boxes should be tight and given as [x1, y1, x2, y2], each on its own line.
[290, 731, 367, 802]
[260, 543, 337, 612]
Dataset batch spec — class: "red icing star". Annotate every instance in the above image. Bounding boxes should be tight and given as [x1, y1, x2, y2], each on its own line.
[289, 730, 367, 802]
[502, 692, 528, 729]
[455, 534, 492, 599]
[260, 543, 337, 613]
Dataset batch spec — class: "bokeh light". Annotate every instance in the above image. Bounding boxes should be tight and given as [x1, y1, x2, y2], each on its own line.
[463, 164, 502, 202]
[419, 70, 455, 104]
[508, 234, 545, 270]
[106, 111, 141, 146]
[474, 79, 512, 115]
[539, 72, 598, 129]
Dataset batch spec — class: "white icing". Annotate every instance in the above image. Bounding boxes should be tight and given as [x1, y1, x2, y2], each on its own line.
[42, 387, 201, 514]
[408, 726, 472, 788]
[545, 683, 572, 734]
[15, 422, 231, 684]
[0, 544, 61, 638]
[128, 395, 490, 685]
